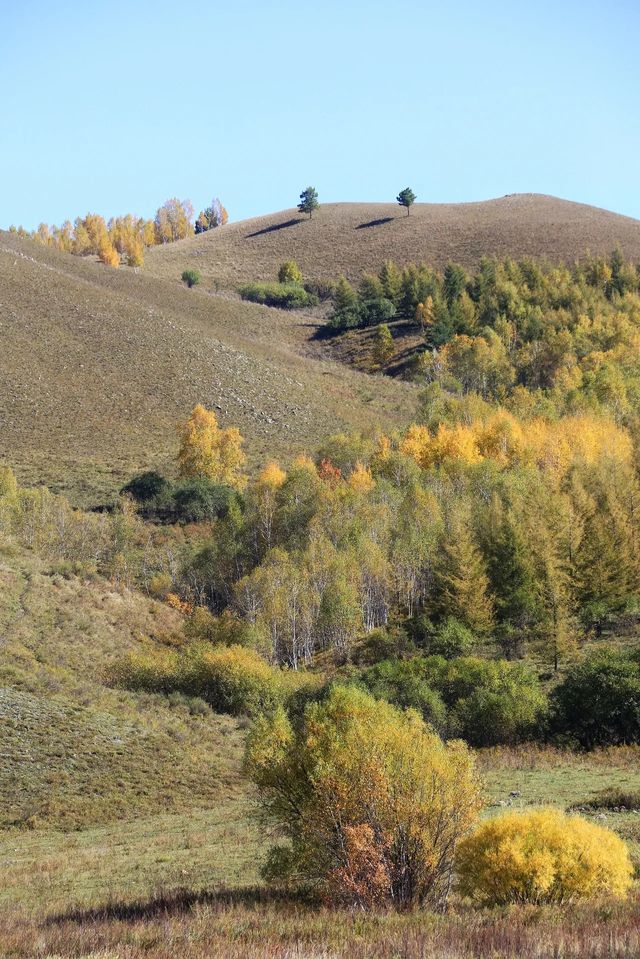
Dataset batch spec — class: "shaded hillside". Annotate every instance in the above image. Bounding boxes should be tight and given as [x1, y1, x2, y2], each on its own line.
[0, 232, 416, 503]
[144, 194, 640, 286]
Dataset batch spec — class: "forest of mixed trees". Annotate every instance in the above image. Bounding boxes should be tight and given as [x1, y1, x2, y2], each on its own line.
[3, 252, 640, 755]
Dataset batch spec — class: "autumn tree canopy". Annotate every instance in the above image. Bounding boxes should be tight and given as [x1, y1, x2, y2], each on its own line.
[176, 404, 246, 490]
[246, 684, 482, 909]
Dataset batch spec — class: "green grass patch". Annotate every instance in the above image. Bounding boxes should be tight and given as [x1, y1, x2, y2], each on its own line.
[238, 282, 318, 308]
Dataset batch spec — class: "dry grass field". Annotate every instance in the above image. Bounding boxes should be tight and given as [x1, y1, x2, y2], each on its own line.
[0, 230, 416, 504]
[144, 194, 640, 287]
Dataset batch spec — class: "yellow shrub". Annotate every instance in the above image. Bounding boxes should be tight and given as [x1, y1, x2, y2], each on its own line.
[0, 465, 18, 499]
[457, 808, 633, 905]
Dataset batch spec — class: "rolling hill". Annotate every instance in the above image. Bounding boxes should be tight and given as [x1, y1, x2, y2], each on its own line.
[144, 194, 640, 286]
[0, 230, 416, 504]
[3, 194, 639, 505]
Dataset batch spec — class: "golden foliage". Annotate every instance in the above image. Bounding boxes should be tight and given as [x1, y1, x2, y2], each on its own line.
[176, 404, 246, 489]
[415, 295, 435, 331]
[258, 461, 287, 490]
[457, 808, 633, 905]
[398, 412, 632, 478]
[348, 461, 375, 493]
[98, 238, 120, 268]
[154, 197, 194, 244]
[246, 685, 482, 909]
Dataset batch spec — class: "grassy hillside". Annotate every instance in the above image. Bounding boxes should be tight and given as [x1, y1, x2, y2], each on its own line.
[0, 536, 247, 831]
[0, 231, 416, 504]
[144, 194, 640, 286]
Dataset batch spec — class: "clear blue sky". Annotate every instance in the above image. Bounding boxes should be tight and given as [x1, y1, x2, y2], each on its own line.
[2, 0, 639, 230]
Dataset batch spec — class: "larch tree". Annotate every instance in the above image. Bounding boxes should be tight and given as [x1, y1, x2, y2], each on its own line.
[373, 324, 394, 367]
[379, 260, 403, 305]
[480, 495, 540, 658]
[433, 510, 494, 638]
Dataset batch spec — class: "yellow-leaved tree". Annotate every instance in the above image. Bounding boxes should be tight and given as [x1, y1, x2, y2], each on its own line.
[253, 460, 287, 550]
[246, 685, 482, 909]
[177, 404, 246, 489]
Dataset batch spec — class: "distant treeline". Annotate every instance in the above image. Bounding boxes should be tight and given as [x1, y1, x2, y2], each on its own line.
[8, 196, 228, 268]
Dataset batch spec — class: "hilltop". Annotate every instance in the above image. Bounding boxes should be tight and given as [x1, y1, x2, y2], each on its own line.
[0, 231, 415, 504]
[144, 194, 640, 286]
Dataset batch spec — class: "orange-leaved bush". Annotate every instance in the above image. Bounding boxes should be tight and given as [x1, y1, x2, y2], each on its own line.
[246, 684, 482, 909]
[456, 808, 633, 905]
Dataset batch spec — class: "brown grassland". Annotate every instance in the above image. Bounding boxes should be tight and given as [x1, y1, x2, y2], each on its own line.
[0, 230, 416, 505]
[144, 194, 640, 285]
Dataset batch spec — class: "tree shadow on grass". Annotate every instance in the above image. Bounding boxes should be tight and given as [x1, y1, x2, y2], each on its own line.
[46, 886, 306, 925]
[355, 217, 394, 230]
[310, 323, 340, 341]
[246, 218, 304, 238]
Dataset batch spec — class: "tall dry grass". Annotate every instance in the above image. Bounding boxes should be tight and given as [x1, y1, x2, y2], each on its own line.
[1, 888, 639, 959]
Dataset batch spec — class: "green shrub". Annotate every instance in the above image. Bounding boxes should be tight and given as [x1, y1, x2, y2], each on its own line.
[355, 627, 416, 665]
[238, 282, 318, 309]
[110, 648, 179, 695]
[178, 643, 283, 714]
[326, 296, 396, 331]
[453, 674, 547, 747]
[419, 656, 547, 746]
[358, 659, 447, 732]
[553, 648, 640, 747]
[457, 809, 633, 904]
[427, 617, 476, 659]
[440, 658, 547, 746]
[183, 607, 261, 647]
[359, 297, 396, 327]
[112, 644, 280, 715]
[111, 642, 316, 717]
[172, 478, 239, 523]
[353, 655, 546, 746]
[181, 269, 201, 288]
